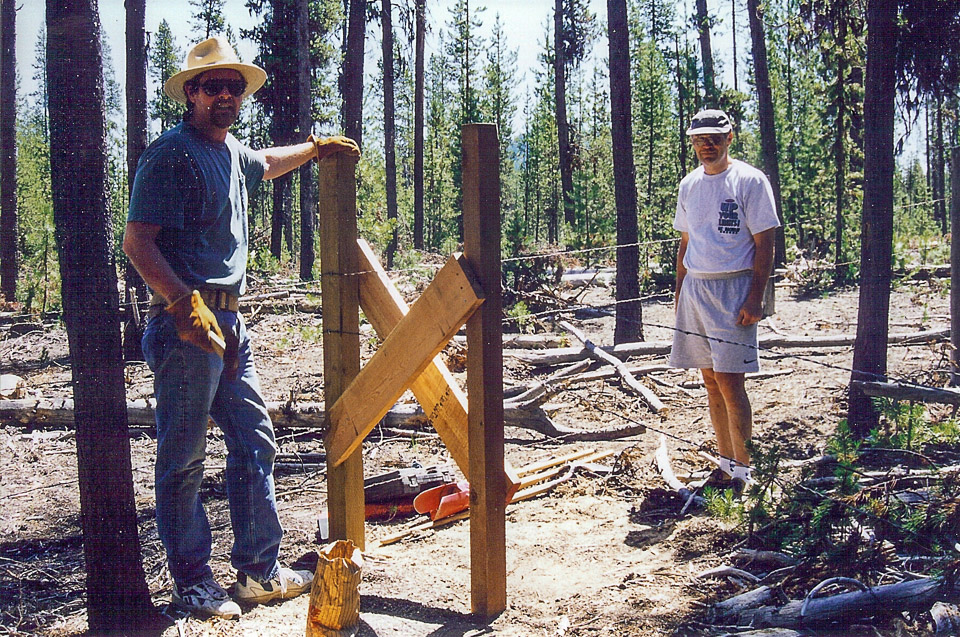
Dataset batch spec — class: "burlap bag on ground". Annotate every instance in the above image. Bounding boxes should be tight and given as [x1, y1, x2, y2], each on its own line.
[306, 539, 363, 635]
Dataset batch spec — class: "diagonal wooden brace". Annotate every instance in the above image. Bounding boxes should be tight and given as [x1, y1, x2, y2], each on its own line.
[355, 240, 521, 491]
[326, 252, 484, 467]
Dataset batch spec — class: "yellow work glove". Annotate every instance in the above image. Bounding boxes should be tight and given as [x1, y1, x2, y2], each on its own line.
[308, 134, 360, 162]
[165, 290, 225, 358]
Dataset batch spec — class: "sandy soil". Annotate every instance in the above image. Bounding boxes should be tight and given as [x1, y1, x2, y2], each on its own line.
[0, 273, 951, 636]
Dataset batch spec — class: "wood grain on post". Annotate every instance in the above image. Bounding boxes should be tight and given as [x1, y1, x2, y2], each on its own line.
[951, 146, 960, 386]
[319, 153, 365, 549]
[325, 252, 484, 466]
[462, 123, 507, 617]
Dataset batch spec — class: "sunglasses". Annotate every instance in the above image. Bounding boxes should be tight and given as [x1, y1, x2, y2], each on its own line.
[691, 134, 727, 147]
[198, 78, 247, 98]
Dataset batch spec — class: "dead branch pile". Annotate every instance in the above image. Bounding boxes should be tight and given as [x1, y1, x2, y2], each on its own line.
[666, 436, 960, 633]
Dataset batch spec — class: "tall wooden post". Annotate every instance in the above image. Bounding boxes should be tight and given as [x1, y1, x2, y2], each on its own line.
[319, 153, 365, 548]
[951, 147, 960, 386]
[462, 123, 507, 617]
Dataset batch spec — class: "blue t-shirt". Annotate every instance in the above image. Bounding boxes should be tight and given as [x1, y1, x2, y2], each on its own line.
[127, 122, 267, 296]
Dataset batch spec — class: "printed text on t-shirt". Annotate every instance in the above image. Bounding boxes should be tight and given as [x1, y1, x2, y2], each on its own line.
[718, 199, 741, 235]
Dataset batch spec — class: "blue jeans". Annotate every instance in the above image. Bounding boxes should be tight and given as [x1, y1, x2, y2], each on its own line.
[143, 309, 283, 588]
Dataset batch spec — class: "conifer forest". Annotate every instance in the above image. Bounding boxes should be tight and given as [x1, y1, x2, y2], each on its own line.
[5, 1, 960, 635]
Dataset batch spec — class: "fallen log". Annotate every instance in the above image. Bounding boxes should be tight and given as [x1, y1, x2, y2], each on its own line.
[573, 363, 673, 384]
[737, 576, 946, 628]
[696, 564, 760, 584]
[733, 549, 798, 569]
[710, 585, 776, 625]
[385, 402, 644, 441]
[558, 321, 665, 413]
[505, 360, 592, 408]
[851, 380, 960, 407]
[0, 396, 645, 441]
[510, 340, 672, 366]
[724, 630, 803, 637]
[509, 328, 950, 367]
[452, 333, 566, 349]
[680, 368, 795, 389]
[759, 328, 948, 349]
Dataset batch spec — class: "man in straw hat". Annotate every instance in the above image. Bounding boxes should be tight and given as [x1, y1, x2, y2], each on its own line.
[123, 36, 359, 619]
[668, 109, 779, 492]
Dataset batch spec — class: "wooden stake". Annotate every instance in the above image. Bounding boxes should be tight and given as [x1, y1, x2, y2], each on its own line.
[319, 153, 365, 549]
[462, 123, 506, 617]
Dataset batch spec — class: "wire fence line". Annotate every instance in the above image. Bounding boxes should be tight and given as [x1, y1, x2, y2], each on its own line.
[2, 231, 952, 397]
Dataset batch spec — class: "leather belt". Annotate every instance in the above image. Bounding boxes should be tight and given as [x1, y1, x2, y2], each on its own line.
[148, 288, 240, 318]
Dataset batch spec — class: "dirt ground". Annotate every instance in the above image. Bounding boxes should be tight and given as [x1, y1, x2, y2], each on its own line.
[0, 272, 952, 636]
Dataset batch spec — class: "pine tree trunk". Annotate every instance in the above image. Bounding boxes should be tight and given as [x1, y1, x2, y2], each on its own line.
[849, 0, 897, 436]
[833, 36, 847, 281]
[272, 175, 293, 259]
[695, 0, 718, 104]
[554, 0, 575, 227]
[46, 0, 156, 627]
[675, 33, 688, 178]
[1, 0, 18, 302]
[382, 0, 398, 267]
[413, 0, 425, 250]
[608, 0, 641, 343]
[746, 0, 786, 268]
[267, 0, 299, 259]
[123, 0, 147, 360]
[298, 0, 315, 280]
[731, 0, 738, 91]
[934, 90, 947, 233]
[342, 0, 365, 145]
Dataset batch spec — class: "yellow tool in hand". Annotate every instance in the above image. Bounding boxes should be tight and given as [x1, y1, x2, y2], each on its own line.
[165, 290, 226, 358]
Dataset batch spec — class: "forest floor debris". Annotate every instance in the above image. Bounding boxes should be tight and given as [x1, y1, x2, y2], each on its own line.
[0, 274, 955, 635]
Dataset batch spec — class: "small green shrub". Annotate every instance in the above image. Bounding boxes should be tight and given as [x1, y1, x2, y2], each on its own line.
[704, 486, 744, 522]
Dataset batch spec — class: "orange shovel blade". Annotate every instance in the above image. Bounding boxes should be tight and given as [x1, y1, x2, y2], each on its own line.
[432, 484, 471, 521]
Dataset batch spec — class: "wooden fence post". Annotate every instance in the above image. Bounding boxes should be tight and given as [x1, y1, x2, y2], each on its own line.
[462, 123, 507, 617]
[318, 153, 365, 548]
[951, 147, 959, 386]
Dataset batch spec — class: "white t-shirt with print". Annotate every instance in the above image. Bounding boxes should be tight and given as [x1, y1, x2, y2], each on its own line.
[674, 158, 780, 275]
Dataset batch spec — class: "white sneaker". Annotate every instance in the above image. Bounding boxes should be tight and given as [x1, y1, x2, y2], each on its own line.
[234, 566, 314, 604]
[172, 578, 242, 619]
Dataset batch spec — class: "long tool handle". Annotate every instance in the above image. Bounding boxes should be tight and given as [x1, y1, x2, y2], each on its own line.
[208, 330, 226, 357]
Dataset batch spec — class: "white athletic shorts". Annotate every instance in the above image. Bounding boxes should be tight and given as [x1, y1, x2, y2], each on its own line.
[668, 271, 760, 374]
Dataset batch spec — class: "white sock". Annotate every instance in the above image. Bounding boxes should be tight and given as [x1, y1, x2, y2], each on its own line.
[731, 463, 753, 483]
[719, 457, 734, 478]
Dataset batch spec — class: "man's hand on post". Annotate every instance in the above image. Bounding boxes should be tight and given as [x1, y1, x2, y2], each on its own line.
[166, 290, 225, 357]
[308, 134, 360, 162]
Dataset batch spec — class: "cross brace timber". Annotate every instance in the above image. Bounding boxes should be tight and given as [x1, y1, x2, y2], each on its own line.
[325, 251, 484, 466]
[355, 239, 521, 491]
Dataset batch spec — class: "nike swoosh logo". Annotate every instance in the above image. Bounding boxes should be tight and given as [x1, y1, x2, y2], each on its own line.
[743, 359, 757, 364]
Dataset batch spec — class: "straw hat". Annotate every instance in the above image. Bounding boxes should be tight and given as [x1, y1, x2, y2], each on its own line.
[163, 36, 267, 104]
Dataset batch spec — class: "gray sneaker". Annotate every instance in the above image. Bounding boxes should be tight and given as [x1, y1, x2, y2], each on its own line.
[172, 578, 242, 619]
[234, 566, 314, 604]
